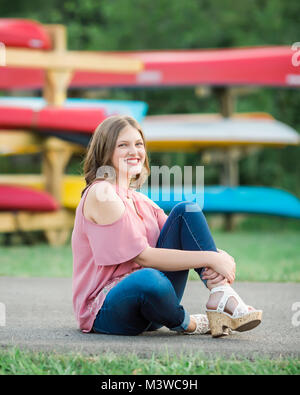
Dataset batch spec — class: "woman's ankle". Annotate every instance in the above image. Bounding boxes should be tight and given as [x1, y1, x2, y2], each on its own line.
[207, 279, 229, 291]
[206, 280, 236, 313]
[184, 316, 196, 333]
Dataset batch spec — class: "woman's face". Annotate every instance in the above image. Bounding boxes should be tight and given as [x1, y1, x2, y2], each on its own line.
[111, 125, 146, 181]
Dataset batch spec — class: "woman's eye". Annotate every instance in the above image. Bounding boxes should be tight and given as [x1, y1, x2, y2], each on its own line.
[118, 142, 143, 147]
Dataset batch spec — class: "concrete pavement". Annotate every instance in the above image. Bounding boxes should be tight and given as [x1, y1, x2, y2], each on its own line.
[0, 277, 299, 358]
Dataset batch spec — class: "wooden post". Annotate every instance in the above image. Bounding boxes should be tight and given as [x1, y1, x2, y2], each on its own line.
[215, 86, 235, 118]
[43, 24, 67, 52]
[220, 148, 240, 187]
[40, 26, 77, 243]
[42, 24, 73, 106]
[43, 69, 73, 106]
[214, 87, 238, 230]
[42, 137, 73, 203]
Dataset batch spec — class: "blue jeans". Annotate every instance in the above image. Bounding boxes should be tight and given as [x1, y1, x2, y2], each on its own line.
[92, 201, 217, 335]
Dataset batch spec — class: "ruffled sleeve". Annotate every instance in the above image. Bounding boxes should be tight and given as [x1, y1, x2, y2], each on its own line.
[85, 211, 149, 266]
[156, 207, 168, 231]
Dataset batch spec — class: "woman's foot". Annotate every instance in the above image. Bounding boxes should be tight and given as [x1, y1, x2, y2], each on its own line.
[205, 284, 262, 337]
[184, 314, 210, 335]
[206, 285, 255, 315]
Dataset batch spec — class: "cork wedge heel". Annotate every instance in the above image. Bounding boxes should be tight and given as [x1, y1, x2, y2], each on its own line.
[206, 285, 262, 338]
[183, 313, 231, 336]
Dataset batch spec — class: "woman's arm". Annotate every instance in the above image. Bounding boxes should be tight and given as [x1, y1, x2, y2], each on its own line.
[135, 246, 236, 284]
[88, 183, 235, 283]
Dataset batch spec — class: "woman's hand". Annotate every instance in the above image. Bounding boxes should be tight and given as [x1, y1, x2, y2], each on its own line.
[208, 249, 236, 284]
[202, 267, 227, 285]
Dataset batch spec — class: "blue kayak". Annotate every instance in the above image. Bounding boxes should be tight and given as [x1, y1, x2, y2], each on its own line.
[139, 185, 300, 219]
[0, 97, 148, 124]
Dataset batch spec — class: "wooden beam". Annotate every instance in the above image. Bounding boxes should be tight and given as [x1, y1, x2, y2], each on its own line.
[5, 24, 142, 105]
[0, 174, 45, 187]
[0, 209, 74, 232]
[0, 130, 43, 155]
[0, 209, 74, 246]
[5, 48, 143, 73]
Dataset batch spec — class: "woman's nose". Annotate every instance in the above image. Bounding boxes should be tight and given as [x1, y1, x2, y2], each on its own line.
[128, 144, 138, 155]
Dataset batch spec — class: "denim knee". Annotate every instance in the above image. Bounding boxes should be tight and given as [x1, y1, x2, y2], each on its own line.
[172, 201, 202, 216]
[138, 268, 173, 298]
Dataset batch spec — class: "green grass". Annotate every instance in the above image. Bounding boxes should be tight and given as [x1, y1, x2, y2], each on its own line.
[0, 241, 72, 277]
[188, 230, 300, 282]
[0, 347, 299, 375]
[0, 216, 299, 281]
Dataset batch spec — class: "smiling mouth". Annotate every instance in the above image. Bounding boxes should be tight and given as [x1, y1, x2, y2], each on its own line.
[126, 158, 141, 164]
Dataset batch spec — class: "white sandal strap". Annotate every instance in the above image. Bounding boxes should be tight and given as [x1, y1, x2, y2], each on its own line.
[209, 285, 229, 294]
[217, 292, 230, 313]
[210, 286, 248, 318]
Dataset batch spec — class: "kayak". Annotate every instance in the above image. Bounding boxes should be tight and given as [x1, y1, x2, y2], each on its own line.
[0, 106, 107, 133]
[141, 185, 300, 219]
[0, 97, 148, 124]
[0, 18, 51, 49]
[0, 184, 59, 211]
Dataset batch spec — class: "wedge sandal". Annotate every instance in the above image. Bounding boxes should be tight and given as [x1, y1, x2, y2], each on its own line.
[206, 285, 262, 338]
[184, 313, 231, 336]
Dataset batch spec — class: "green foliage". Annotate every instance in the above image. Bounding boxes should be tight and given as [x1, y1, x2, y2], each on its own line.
[2, 0, 299, 50]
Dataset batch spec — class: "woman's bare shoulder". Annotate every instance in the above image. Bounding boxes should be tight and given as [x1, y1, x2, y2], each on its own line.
[85, 181, 125, 225]
[92, 180, 118, 201]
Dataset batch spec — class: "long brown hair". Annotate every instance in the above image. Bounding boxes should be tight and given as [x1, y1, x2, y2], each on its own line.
[81, 115, 150, 196]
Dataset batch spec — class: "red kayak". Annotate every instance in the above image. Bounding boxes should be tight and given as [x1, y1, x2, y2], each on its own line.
[0, 106, 107, 133]
[0, 185, 59, 212]
[1, 45, 299, 89]
[0, 19, 51, 49]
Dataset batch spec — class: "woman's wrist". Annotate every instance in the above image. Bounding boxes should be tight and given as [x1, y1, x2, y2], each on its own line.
[205, 250, 221, 271]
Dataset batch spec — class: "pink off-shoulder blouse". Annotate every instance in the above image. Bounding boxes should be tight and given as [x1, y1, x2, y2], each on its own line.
[71, 181, 168, 332]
